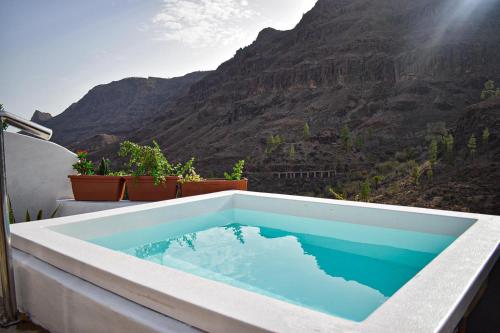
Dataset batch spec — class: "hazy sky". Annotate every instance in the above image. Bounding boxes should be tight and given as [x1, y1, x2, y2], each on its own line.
[0, 0, 317, 120]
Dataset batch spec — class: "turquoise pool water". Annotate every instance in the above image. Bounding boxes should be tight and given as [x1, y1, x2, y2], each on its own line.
[90, 208, 456, 321]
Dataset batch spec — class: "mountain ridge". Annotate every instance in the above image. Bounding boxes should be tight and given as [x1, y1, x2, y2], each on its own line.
[35, 71, 210, 150]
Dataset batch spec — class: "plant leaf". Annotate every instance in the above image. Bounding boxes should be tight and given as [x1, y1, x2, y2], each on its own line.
[50, 205, 60, 218]
[7, 195, 15, 224]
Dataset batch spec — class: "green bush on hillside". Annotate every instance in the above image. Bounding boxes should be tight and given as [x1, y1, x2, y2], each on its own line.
[480, 80, 500, 100]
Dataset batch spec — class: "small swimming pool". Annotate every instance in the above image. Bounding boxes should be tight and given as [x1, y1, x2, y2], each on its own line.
[90, 208, 456, 322]
[11, 191, 499, 333]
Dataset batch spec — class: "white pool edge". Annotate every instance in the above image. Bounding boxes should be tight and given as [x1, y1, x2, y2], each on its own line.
[10, 191, 500, 333]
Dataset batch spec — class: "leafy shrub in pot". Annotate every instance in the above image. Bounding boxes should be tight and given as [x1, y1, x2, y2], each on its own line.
[179, 160, 248, 197]
[119, 141, 193, 201]
[68, 151, 125, 201]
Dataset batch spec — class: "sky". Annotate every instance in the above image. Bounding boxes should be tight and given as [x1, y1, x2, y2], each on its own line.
[0, 0, 317, 120]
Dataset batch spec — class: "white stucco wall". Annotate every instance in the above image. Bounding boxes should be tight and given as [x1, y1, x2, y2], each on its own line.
[13, 250, 200, 333]
[4, 131, 77, 222]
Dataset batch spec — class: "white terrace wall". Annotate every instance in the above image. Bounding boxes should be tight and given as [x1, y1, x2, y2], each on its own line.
[4, 132, 77, 222]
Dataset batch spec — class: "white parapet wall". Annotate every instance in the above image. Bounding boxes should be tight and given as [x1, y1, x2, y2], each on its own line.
[57, 199, 147, 217]
[4, 131, 77, 222]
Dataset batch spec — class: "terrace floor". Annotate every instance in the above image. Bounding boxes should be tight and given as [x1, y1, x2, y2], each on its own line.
[1, 259, 498, 333]
[0, 312, 48, 333]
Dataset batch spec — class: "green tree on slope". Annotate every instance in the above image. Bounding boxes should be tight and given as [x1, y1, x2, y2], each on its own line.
[303, 122, 310, 140]
[468, 135, 477, 159]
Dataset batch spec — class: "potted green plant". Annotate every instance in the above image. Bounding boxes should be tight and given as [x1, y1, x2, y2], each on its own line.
[179, 160, 248, 197]
[119, 141, 191, 201]
[68, 152, 125, 201]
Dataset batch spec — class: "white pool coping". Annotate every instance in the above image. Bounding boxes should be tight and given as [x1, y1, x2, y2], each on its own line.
[10, 191, 500, 333]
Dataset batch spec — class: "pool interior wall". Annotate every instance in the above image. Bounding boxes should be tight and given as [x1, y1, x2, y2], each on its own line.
[86, 208, 457, 321]
[50, 193, 475, 241]
[48, 193, 476, 322]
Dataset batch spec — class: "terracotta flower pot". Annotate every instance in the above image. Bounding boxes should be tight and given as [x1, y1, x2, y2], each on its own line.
[68, 175, 125, 201]
[180, 178, 248, 197]
[123, 176, 180, 201]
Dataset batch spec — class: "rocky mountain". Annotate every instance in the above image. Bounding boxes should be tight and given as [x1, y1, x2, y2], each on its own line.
[129, 0, 499, 169]
[35, 72, 209, 151]
[36, 0, 500, 213]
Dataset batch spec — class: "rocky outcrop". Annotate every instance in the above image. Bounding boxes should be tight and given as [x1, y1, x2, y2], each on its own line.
[30, 110, 52, 123]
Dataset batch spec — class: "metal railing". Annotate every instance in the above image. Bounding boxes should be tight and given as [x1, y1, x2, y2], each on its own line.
[0, 111, 52, 327]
